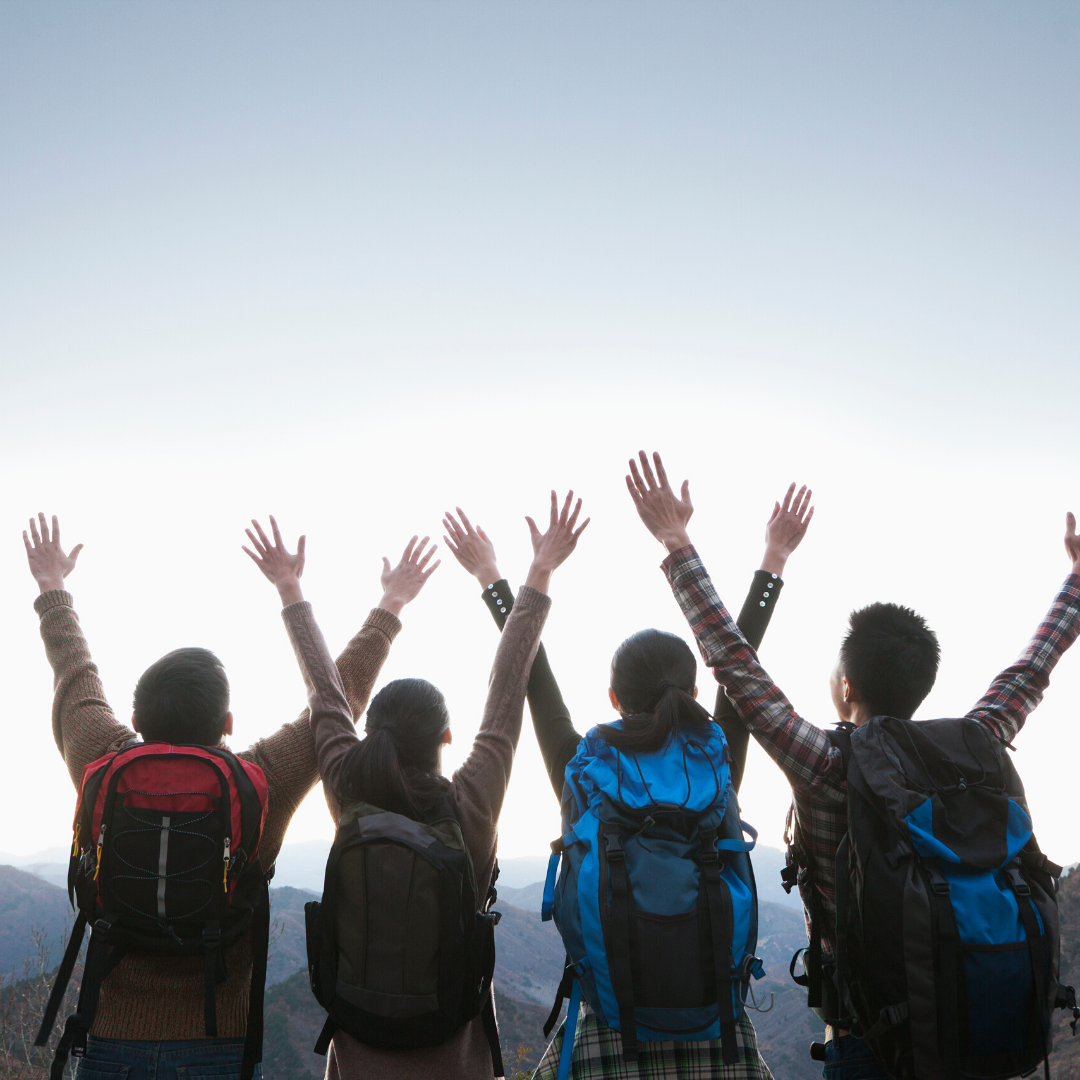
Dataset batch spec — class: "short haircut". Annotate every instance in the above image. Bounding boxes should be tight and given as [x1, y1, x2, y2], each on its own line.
[839, 603, 940, 720]
[133, 647, 230, 746]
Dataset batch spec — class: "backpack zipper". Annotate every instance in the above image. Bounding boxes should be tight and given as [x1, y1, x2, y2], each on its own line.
[223, 836, 231, 893]
[94, 824, 106, 881]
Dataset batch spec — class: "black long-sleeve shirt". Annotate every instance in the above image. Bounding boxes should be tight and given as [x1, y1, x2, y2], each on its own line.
[479, 569, 783, 796]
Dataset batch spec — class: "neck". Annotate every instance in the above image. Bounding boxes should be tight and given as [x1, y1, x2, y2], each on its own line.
[848, 704, 876, 727]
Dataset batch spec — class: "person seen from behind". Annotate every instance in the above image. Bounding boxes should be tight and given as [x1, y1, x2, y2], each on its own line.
[23, 513, 410, 1080]
[308, 490, 587, 1080]
[625, 450, 1080, 1080]
[442, 487, 812, 1080]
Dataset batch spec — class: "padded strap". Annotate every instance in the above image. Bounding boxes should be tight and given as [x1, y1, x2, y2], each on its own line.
[35, 909, 88, 1047]
[481, 989, 505, 1078]
[700, 832, 739, 1066]
[313, 1015, 335, 1056]
[604, 829, 638, 1063]
[240, 879, 271, 1080]
[556, 979, 582, 1080]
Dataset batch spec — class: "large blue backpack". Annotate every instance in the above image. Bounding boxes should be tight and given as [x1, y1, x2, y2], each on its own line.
[540, 720, 763, 1077]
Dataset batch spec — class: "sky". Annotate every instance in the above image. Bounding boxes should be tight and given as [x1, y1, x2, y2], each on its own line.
[1, 2, 1079, 868]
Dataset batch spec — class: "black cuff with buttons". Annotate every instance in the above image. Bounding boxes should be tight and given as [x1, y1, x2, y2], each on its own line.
[482, 578, 514, 630]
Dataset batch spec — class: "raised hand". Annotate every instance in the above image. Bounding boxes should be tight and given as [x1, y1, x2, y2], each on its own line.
[625, 451, 693, 553]
[1066, 513, 1080, 576]
[243, 516, 306, 607]
[443, 509, 499, 586]
[762, 483, 815, 576]
[23, 514, 83, 595]
[524, 490, 590, 593]
[380, 536, 440, 616]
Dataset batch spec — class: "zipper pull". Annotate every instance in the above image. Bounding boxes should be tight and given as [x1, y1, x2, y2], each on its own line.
[223, 837, 231, 893]
[94, 825, 105, 881]
[72, 822, 81, 858]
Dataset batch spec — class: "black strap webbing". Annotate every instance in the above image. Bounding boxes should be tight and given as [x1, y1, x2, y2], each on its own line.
[604, 831, 638, 1063]
[203, 923, 220, 1039]
[1010, 871, 1051, 1080]
[48, 924, 111, 1080]
[833, 834, 850, 1024]
[544, 956, 577, 1038]
[700, 836, 739, 1066]
[35, 909, 88, 1048]
[313, 1016, 335, 1056]
[240, 880, 271, 1080]
[926, 866, 960, 1079]
[481, 989, 505, 1078]
[806, 885, 824, 1009]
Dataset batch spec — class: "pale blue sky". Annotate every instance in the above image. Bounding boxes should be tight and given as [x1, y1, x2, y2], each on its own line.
[2, 2, 1078, 861]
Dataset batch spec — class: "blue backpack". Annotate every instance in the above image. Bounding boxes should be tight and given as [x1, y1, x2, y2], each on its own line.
[540, 721, 763, 1077]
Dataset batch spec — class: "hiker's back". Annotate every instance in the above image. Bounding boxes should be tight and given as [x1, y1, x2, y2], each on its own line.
[835, 715, 1071, 1080]
[544, 722, 763, 1066]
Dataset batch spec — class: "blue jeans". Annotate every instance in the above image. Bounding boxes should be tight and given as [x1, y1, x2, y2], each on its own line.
[822, 1034, 890, 1080]
[75, 1038, 263, 1080]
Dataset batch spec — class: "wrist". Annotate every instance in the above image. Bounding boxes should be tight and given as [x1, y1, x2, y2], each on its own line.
[37, 576, 66, 595]
[760, 546, 788, 577]
[277, 579, 304, 607]
[378, 591, 407, 617]
[524, 564, 553, 594]
[475, 565, 501, 588]
[661, 530, 692, 554]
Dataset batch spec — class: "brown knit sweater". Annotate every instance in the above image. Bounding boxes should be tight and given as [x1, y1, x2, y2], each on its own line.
[33, 588, 402, 1041]
[311, 585, 551, 1080]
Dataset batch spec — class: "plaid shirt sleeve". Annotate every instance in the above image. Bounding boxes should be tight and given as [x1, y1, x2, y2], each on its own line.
[662, 544, 845, 803]
[966, 573, 1080, 742]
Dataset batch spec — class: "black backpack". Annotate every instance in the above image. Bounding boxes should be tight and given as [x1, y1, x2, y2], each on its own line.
[790, 717, 1079, 1080]
[35, 742, 273, 1080]
[304, 796, 504, 1074]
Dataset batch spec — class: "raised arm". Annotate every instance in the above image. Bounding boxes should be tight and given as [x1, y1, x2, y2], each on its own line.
[451, 491, 588, 820]
[718, 484, 813, 791]
[243, 517, 361, 853]
[443, 508, 578, 796]
[24, 513, 133, 786]
[965, 512, 1080, 743]
[625, 452, 843, 802]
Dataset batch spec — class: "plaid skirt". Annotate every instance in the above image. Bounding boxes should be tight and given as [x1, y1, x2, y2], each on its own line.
[531, 1002, 775, 1080]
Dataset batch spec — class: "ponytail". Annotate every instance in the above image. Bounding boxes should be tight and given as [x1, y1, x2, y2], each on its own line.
[598, 629, 712, 754]
[340, 678, 451, 818]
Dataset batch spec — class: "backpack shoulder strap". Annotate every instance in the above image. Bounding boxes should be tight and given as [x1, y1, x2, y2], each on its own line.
[826, 722, 854, 775]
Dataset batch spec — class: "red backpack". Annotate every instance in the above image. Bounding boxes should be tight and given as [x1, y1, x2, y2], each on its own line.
[36, 742, 271, 1080]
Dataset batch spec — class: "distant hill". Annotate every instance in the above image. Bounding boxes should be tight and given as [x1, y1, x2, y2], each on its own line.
[0, 865, 75, 977]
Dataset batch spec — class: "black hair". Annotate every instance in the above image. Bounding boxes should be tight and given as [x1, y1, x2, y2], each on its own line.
[599, 629, 712, 754]
[133, 647, 231, 746]
[839, 602, 940, 720]
[339, 678, 452, 818]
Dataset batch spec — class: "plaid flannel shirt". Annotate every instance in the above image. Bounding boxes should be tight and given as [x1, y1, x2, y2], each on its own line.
[533, 1003, 773, 1080]
[663, 545, 1080, 963]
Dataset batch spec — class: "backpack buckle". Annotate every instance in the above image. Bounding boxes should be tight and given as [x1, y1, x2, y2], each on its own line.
[1006, 867, 1031, 896]
[202, 926, 222, 949]
[604, 832, 625, 862]
[926, 868, 950, 896]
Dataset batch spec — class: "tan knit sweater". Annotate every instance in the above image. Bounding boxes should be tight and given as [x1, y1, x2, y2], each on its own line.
[33, 588, 401, 1041]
